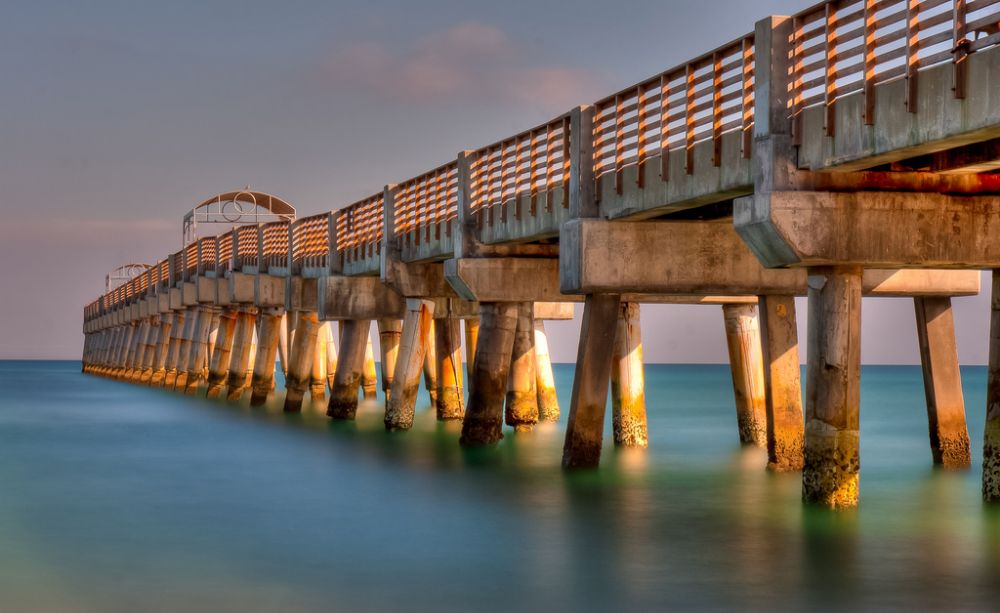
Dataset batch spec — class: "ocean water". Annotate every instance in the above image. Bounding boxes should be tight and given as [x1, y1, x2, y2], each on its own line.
[1, 360, 999, 611]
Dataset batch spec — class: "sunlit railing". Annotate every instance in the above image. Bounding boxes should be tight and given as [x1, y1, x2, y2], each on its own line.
[336, 192, 384, 266]
[292, 212, 331, 274]
[393, 162, 458, 247]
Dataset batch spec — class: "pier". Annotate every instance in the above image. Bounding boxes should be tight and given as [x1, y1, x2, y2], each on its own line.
[81, 0, 1000, 508]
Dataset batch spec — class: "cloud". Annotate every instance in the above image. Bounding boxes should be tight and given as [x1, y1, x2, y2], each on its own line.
[324, 22, 604, 114]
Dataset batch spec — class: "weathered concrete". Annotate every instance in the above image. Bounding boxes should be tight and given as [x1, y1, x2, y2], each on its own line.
[435, 316, 465, 420]
[611, 302, 647, 448]
[163, 311, 186, 388]
[422, 319, 438, 407]
[505, 302, 539, 431]
[327, 319, 371, 419]
[533, 319, 560, 422]
[377, 319, 403, 401]
[460, 303, 518, 445]
[150, 313, 173, 386]
[310, 321, 329, 400]
[986, 270, 1000, 502]
[173, 309, 195, 390]
[385, 299, 434, 430]
[225, 309, 257, 401]
[464, 317, 479, 384]
[759, 295, 805, 471]
[206, 309, 237, 398]
[803, 268, 862, 508]
[914, 297, 972, 468]
[363, 334, 378, 400]
[325, 323, 337, 391]
[184, 307, 217, 395]
[722, 304, 767, 447]
[284, 311, 320, 412]
[562, 294, 621, 468]
[249, 309, 283, 406]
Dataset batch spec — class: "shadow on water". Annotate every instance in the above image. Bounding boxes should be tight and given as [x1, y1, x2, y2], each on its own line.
[3, 361, 1000, 610]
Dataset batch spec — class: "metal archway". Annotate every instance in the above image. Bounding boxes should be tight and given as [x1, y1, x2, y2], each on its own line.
[105, 263, 152, 292]
[182, 187, 296, 245]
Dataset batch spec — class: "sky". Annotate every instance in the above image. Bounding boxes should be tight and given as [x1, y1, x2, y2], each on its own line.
[0, 0, 992, 363]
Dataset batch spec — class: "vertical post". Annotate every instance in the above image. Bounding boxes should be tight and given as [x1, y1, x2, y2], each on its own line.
[206, 309, 238, 398]
[460, 303, 519, 445]
[435, 315, 465, 420]
[249, 308, 283, 406]
[138, 318, 159, 383]
[611, 301, 647, 447]
[378, 319, 403, 401]
[985, 271, 1000, 501]
[327, 319, 371, 419]
[277, 312, 291, 377]
[563, 294, 621, 468]
[173, 309, 196, 390]
[914, 297, 971, 467]
[284, 311, 320, 412]
[363, 333, 379, 400]
[385, 299, 435, 430]
[185, 307, 216, 395]
[759, 295, 805, 471]
[150, 313, 174, 386]
[163, 311, 186, 388]
[225, 309, 257, 401]
[534, 319, 560, 422]
[464, 318, 480, 385]
[722, 303, 768, 447]
[804, 267, 862, 508]
[422, 319, 438, 406]
[325, 322, 338, 391]
[310, 321, 329, 400]
[505, 302, 539, 431]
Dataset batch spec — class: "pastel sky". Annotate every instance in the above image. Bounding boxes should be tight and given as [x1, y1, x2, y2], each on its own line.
[0, 0, 991, 363]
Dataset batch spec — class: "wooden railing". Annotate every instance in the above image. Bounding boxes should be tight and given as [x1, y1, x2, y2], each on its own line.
[469, 114, 571, 226]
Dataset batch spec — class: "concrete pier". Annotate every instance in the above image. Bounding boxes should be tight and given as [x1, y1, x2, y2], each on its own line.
[758, 296, 804, 471]
[249, 309, 283, 406]
[611, 302, 647, 448]
[185, 307, 216, 394]
[422, 319, 438, 408]
[324, 323, 337, 391]
[563, 294, 621, 468]
[150, 313, 173, 386]
[505, 302, 539, 431]
[206, 309, 237, 398]
[914, 297, 971, 467]
[163, 311, 186, 388]
[434, 316, 464, 420]
[173, 309, 195, 390]
[460, 303, 518, 446]
[722, 304, 767, 447]
[327, 319, 371, 419]
[385, 299, 434, 430]
[803, 268, 862, 508]
[533, 320, 560, 422]
[377, 319, 403, 401]
[464, 318, 479, 385]
[362, 334, 378, 400]
[310, 321, 329, 400]
[225, 310, 257, 401]
[284, 311, 320, 412]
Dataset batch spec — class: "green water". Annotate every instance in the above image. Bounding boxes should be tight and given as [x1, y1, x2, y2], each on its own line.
[1, 361, 999, 611]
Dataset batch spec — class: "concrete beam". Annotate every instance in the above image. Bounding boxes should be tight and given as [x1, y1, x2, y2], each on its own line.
[563, 218, 982, 295]
[318, 275, 406, 321]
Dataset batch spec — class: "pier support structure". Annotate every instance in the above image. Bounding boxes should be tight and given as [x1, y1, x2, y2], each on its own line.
[722, 304, 767, 447]
[611, 302, 647, 447]
[435, 315, 465, 420]
[385, 299, 434, 430]
[378, 319, 403, 402]
[460, 303, 518, 445]
[284, 311, 320, 412]
[533, 319, 560, 422]
[249, 308, 283, 406]
[327, 319, 371, 419]
[505, 302, 539, 431]
[758, 296, 804, 471]
[225, 309, 257, 401]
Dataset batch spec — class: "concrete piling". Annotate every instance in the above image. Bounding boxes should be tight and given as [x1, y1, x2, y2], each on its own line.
[803, 267, 862, 508]
[533, 319, 560, 422]
[611, 302, 647, 448]
[163, 311, 186, 388]
[206, 309, 238, 398]
[310, 322, 329, 400]
[562, 294, 621, 468]
[150, 313, 173, 386]
[249, 309, 283, 406]
[173, 309, 195, 390]
[423, 319, 438, 407]
[185, 307, 216, 394]
[327, 319, 371, 419]
[435, 315, 465, 420]
[385, 299, 434, 430]
[914, 297, 972, 468]
[722, 304, 768, 447]
[460, 303, 519, 446]
[505, 302, 539, 431]
[758, 295, 805, 471]
[377, 319, 403, 401]
[225, 309, 257, 401]
[363, 334, 378, 400]
[325, 323, 337, 391]
[284, 311, 320, 412]
[464, 318, 479, 386]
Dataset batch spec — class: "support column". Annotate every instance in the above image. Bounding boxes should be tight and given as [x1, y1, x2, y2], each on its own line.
[803, 267, 862, 508]
[173, 309, 196, 390]
[423, 319, 438, 407]
[225, 309, 257, 401]
[150, 313, 173, 386]
[562, 294, 621, 468]
[206, 309, 238, 398]
[460, 303, 518, 446]
[985, 271, 1000, 501]
[310, 322, 329, 400]
[284, 311, 320, 412]
[184, 307, 215, 395]
[277, 312, 291, 377]
[163, 311, 187, 388]
[249, 309, 283, 406]
[378, 319, 403, 401]
[722, 304, 768, 447]
[327, 319, 371, 419]
[914, 297, 971, 468]
[325, 323, 337, 390]
[138, 317, 160, 383]
[464, 317, 480, 385]
[611, 301, 647, 447]
[362, 334, 378, 399]
[759, 295, 805, 471]
[385, 299, 434, 430]
[534, 319, 560, 422]
[435, 315, 464, 420]
[505, 302, 539, 431]
[123, 321, 146, 381]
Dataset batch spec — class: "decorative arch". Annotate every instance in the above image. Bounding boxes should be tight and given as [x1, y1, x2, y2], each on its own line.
[182, 187, 296, 244]
[105, 263, 152, 292]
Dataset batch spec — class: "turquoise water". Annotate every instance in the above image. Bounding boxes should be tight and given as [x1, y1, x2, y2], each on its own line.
[2, 360, 1000, 611]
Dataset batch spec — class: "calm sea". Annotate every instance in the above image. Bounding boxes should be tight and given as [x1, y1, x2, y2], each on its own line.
[1, 360, 999, 611]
